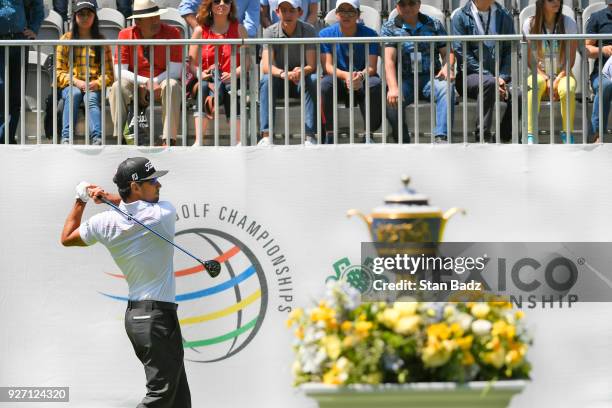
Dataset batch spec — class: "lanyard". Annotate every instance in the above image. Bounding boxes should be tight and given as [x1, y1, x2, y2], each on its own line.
[542, 22, 557, 52]
[478, 8, 492, 35]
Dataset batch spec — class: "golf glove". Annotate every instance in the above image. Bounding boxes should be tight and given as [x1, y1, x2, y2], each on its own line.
[75, 181, 91, 202]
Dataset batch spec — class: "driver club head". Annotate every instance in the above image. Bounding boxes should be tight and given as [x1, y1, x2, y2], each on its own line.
[202, 260, 221, 278]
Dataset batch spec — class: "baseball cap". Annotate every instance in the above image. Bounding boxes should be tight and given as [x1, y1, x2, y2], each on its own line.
[335, 0, 360, 10]
[74, 0, 97, 13]
[113, 157, 168, 187]
[278, 0, 301, 8]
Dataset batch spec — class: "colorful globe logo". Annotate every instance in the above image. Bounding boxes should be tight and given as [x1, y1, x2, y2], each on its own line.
[100, 228, 268, 363]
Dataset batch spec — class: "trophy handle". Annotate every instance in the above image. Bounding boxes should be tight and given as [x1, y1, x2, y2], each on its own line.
[440, 208, 466, 241]
[347, 209, 373, 228]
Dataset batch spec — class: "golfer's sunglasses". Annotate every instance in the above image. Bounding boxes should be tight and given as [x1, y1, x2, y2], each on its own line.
[136, 178, 158, 185]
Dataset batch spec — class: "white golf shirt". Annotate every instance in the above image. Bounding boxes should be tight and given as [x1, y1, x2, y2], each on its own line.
[79, 200, 176, 303]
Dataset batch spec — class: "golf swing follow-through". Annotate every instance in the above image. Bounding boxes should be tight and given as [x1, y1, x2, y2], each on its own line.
[96, 194, 221, 278]
[60, 156, 213, 408]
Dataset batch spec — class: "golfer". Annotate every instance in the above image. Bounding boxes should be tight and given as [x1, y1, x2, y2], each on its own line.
[60, 157, 191, 408]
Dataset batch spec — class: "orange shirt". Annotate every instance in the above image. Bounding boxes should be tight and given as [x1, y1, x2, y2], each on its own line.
[114, 24, 183, 78]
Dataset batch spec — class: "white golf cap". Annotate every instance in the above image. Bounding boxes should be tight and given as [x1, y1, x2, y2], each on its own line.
[278, 0, 301, 8]
[335, 0, 360, 10]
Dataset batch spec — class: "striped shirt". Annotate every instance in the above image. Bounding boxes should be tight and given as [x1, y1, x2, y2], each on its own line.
[56, 32, 114, 89]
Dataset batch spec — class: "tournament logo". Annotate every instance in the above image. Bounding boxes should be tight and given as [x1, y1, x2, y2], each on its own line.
[99, 203, 293, 363]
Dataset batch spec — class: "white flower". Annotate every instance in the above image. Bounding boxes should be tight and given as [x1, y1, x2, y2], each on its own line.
[471, 319, 493, 336]
[454, 312, 474, 332]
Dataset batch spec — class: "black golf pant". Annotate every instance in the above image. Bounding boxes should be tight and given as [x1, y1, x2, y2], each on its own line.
[456, 73, 518, 140]
[125, 300, 191, 408]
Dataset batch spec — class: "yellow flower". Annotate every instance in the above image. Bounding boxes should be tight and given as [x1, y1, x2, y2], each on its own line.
[394, 315, 421, 335]
[455, 335, 473, 350]
[470, 303, 490, 319]
[492, 320, 516, 340]
[515, 311, 525, 320]
[461, 351, 475, 366]
[483, 346, 506, 368]
[322, 335, 342, 360]
[378, 308, 400, 328]
[393, 302, 418, 317]
[342, 335, 356, 348]
[294, 326, 304, 340]
[427, 323, 452, 341]
[355, 321, 373, 338]
[422, 340, 453, 368]
[322, 357, 350, 385]
[286, 308, 304, 327]
[443, 305, 456, 318]
[341, 321, 353, 332]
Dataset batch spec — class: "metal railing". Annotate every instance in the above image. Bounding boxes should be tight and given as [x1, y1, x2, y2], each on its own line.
[1, 34, 611, 146]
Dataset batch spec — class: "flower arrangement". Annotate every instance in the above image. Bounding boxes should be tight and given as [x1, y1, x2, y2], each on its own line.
[287, 281, 531, 386]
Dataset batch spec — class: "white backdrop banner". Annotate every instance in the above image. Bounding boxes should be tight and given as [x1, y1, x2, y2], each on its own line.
[1, 145, 612, 408]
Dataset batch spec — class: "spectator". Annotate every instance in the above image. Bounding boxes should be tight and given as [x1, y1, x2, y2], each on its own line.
[259, 0, 317, 145]
[56, 0, 114, 145]
[585, 0, 612, 143]
[260, 0, 318, 28]
[523, 0, 577, 144]
[180, 0, 259, 37]
[452, 0, 517, 142]
[109, 0, 183, 146]
[188, 0, 248, 145]
[0, 0, 44, 144]
[319, 0, 382, 143]
[382, 0, 455, 143]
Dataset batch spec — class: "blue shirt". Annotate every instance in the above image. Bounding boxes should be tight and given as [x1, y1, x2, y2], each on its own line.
[260, 0, 318, 25]
[178, 0, 259, 37]
[586, 6, 612, 79]
[319, 23, 380, 72]
[0, 0, 44, 35]
[381, 13, 447, 78]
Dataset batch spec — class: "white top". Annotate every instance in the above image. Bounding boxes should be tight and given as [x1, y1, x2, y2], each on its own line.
[79, 200, 177, 303]
[522, 15, 578, 74]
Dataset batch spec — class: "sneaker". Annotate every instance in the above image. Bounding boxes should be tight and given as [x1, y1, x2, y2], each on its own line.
[364, 135, 375, 144]
[161, 139, 177, 147]
[527, 134, 535, 145]
[434, 135, 448, 144]
[90, 137, 102, 146]
[257, 136, 271, 146]
[560, 132, 575, 144]
[235, 141, 242, 147]
[61, 138, 70, 145]
[305, 135, 317, 146]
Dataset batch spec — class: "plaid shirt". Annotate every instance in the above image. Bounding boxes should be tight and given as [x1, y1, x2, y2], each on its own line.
[56, 32, 114, 89]
[381, 13, 447, 79]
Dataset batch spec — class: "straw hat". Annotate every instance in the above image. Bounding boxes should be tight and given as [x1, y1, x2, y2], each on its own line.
[128, 0, 167, 19]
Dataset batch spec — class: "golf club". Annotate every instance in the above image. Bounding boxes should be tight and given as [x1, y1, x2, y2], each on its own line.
[97, 196, 221, 278]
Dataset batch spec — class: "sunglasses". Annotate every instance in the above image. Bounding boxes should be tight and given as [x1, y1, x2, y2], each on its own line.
[337, 9, 357, 16]
[213, 0, 232, 5]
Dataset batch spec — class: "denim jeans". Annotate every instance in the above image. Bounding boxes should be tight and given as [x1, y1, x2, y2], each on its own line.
[387, 75, 455, 142]
[259, 73, 317, 135]
[0, 42, 24, 144]
[591, 73, 612, 135]
[61, 86, 102, 141]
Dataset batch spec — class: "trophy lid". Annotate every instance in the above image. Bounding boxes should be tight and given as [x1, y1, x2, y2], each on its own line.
[384, 176, 429, 205]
